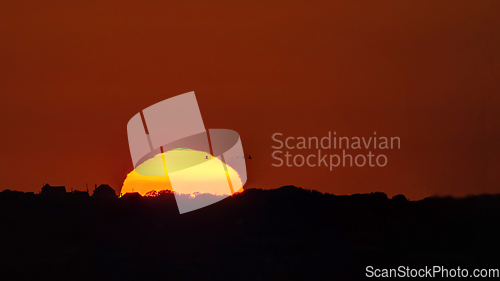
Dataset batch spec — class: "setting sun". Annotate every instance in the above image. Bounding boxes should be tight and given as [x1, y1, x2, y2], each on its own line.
[121, 149, 243, 197]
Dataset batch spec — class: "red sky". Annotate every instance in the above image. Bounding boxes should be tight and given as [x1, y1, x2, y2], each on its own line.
[1, 0, 499, 199]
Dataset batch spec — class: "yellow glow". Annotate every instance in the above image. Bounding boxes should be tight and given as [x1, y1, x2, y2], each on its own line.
[121, 149, 243, 197]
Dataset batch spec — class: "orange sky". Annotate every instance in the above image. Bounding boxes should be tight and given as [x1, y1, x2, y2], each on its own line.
[1, 1, 499, 199]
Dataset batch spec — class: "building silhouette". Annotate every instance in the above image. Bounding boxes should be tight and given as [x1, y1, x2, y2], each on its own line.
[41, 184, 66, 197]
[70, 190, 89, 199]
[92, 184, 117, 198]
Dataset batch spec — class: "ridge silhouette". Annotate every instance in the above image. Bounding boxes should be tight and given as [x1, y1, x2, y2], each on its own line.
[0, 185, 499, 280]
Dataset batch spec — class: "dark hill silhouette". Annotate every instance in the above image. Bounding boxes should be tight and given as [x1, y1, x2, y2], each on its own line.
[0, 186, 499, 280]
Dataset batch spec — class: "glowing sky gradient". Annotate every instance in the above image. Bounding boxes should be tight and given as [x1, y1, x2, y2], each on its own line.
[1, 1, 499, 199]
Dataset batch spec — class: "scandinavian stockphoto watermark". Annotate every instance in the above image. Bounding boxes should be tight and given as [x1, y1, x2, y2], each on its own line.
[272, 132, 400, 169]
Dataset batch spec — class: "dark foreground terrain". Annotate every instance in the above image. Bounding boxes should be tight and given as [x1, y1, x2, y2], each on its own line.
[0, 186, 499, 280]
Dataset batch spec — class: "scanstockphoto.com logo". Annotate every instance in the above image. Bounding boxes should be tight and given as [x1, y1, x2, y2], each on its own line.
[126, 92, 247, 214]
